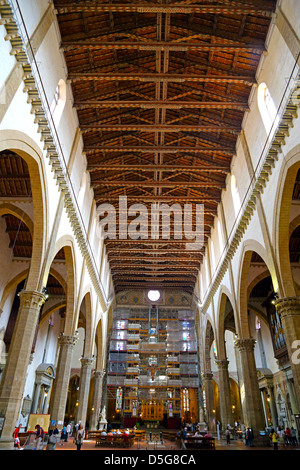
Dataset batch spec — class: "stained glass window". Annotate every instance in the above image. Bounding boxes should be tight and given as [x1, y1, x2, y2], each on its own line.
[183, 388, 189, 412]
[116, 387, 123, 410]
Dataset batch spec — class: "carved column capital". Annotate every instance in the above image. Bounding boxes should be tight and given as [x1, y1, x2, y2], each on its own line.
[94, 369, 105, 379]
[215, 359, 229, 370]
[58, 334, 77, 347]
[203, 371, 214, 381]
[234, 337, 256, 352]
[80, 357, 95, 368]
[18, 290, 46, 309]
[275, 296, 300, 318]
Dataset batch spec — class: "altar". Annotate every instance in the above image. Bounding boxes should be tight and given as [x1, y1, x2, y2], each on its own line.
[141, 400, 163, 422]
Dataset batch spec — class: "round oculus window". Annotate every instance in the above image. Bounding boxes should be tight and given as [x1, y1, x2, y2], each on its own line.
[147, 290, 161, 302]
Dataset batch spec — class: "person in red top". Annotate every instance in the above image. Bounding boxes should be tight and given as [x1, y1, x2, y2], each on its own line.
[285, 427, 291, 445]
[13, 425, 21, 449]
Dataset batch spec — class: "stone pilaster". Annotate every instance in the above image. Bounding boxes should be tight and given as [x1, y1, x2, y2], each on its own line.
[76, 357, 94, 428]
[90, 370, 105, 430]
[48, 334, 77, 427]
[203, 371, 216, 431]
[0, 290, 46, 449]
[275, 296, 300, 409]
[234, 338, 265, 435]
[215, 359, 233, 427]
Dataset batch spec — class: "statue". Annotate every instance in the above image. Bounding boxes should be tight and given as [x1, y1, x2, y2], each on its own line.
[99, 405, 107, 430]
[100, 406, 106, 421]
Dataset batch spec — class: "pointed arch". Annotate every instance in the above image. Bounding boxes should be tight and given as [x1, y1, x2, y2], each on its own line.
[216, 286, 236, 359]
[273, 147, 300, 297]
[237, 240, 277, 338]
[0, 130, 48, 292]
[44, 236, 77, 336]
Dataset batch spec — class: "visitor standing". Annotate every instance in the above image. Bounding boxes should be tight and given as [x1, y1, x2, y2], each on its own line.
[270, 429, 279, 450]
[34, 424, 44, 450]
[60, 424, 67, 446]
[278, 427, 286, 450]
[225, 427, 231, 445]
[74, 423, 85, 451]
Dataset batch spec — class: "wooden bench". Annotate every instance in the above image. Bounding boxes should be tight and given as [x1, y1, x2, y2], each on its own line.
[162, 431, 178, 442]
[177, 435, 215, 450]
[87, 431, 135, 448]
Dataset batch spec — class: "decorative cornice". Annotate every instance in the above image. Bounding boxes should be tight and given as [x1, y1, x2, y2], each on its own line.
[1, 1, 108, 311]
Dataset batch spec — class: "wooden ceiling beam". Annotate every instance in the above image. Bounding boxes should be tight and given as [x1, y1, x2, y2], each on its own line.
[62, 40, 265, 54]
[55, 2, 275, 17]
[69, 73, 255, 86]
[75, 100, 249, 111]
[81, 124, 240, 134]
[88, 164, 229, 173]
[95, 196, 219, 204]
[108, 258, 201, 264]
[84, 145, 235, 154]
[92, 180, 224, 188]
[104, 239, 208, 244]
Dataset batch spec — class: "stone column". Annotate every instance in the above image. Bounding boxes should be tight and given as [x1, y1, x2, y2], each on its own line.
[203, 371, 216, 431]
[90, 370, 105, 430]
[0, 290, 46, 449]
[31, 382, 42, 414]
[216, 359, 233, 427]
[275, 297, 300, 410]
[76, 357, 94, 429]
[234, 338, 265, 436]
[48, 334, 77, 427]
[267, 385, 278, 428]
[234, 342, 244, 424]
[43, 387, 50, 414]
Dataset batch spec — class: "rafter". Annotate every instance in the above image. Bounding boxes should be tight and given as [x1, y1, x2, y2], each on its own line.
[81, 124, 241, 134]
[92, 179, 224, 189]
[87, 164, 229, 173]
[62, 39, 265, 54]
[55, 2, 275, 17]
[74, 100, 249, 111]
[84, 145, 235, 154]
[69, 72, 256, 86]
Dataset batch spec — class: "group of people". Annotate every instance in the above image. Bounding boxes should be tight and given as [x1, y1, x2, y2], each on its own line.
[269, 426, 298, 450]
[13, 421, 86, 450]
[178, 426, 213, 449]
[100, 428, 130, 437]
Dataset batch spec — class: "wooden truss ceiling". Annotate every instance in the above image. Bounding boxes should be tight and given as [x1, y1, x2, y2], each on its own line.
[54, 0, 277, 294]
